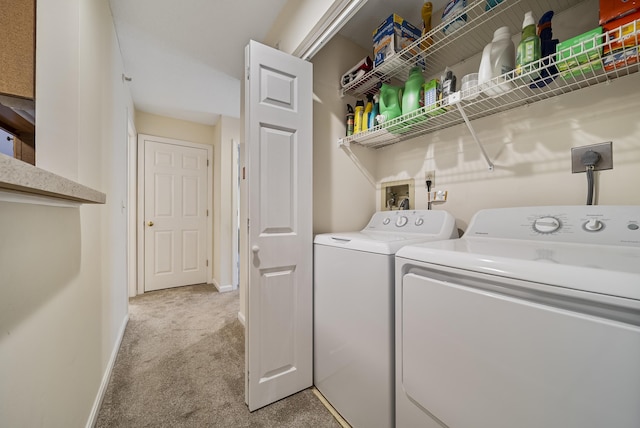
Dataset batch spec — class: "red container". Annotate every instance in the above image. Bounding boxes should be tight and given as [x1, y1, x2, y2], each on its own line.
[600, 0, 640, 25]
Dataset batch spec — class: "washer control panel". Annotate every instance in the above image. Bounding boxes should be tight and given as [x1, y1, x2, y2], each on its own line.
[365, 210, 455, 235]
[466, 206, 640, 247]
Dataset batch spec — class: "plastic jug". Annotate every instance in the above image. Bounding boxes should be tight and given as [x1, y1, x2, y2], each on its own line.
[378, 83, 403, 123]
[402, 67, 425, 115]
[478, 26, 515, 97]
[516, 11, 541, 82]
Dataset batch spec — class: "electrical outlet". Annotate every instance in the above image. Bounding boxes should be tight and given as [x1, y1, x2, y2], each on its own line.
[425, 170, 435, 188]
[571, 142, 613, 173]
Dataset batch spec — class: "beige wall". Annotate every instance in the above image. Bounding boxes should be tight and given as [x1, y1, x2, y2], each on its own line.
[0, 0, 133, 426]
[312, 34, 377, 234]
[135, 110, 216, 146]
[264, 0, 335, 53]
[313, 2, 640, 234]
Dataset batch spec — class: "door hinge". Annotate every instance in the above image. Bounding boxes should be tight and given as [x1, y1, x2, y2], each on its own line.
[206, 209, 209, 216]
[246, 66, 250, 80]
[247, 218, 250, 230]
[207, 159, 209, 167]
[206, 259, 209, 267]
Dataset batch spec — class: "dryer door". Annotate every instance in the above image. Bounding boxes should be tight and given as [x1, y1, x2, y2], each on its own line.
[400, 272, 640, 428]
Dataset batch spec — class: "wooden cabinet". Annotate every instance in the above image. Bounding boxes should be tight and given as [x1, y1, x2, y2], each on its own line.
[0, 0, 36, 100]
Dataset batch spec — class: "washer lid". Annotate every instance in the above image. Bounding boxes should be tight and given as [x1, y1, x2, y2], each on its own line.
[396, 239, 640, 301]
[314, 231, 450, 255]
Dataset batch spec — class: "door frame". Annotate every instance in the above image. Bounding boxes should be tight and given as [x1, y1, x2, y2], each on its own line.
[136, 133, 213, 295]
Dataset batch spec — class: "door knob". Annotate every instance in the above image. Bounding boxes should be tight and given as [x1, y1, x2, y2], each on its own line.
[252, 245, 260, 253]
[147, 221, 154, 226]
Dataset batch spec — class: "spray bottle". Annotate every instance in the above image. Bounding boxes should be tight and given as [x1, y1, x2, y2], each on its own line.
[516, 11, 541, 82]
[421, 2, 433, 51]
[345, 104, 354, 136]
[354, 100, 365, 134]
[369, 93, 380, 129]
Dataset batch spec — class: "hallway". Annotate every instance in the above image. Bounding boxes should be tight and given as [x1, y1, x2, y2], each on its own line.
[96, 285, 341, 427]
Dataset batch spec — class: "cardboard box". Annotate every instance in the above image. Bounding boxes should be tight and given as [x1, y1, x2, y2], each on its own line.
[556, 27, 603, 71]
[604, 9, 640, 52]
[603, 46, 639, 71]
[600, 0, 639, 25]
[373, 14, 422, 67]
[559, 58, 603, 79]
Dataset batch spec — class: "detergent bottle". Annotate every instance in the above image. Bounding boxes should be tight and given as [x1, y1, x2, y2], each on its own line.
[402, 67, 425, 115]
[362, 94, 374, 132]
[516, 11, 541, 82]
[377, 83, 403, 123]
[354, 100, 365, 134]
[478, 26, 515, 97]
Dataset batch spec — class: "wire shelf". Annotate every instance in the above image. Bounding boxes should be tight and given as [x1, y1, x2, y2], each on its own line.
[339, 10, 640, 150]
[341, 0, 585, 97]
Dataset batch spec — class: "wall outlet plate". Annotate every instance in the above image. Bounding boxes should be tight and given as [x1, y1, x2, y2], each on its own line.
[425, 170, 435, 188]
[571, 141, 613, 173]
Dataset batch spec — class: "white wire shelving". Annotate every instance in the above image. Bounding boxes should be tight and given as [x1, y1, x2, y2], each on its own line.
[337, 0, 640, 170]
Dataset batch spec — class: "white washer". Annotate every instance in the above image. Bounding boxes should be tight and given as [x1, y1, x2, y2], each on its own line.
[395, 206, 640, 428]
[314, 210, 457, 428]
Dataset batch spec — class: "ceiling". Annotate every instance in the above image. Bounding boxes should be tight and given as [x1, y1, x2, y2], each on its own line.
[109, 0, 449, 126]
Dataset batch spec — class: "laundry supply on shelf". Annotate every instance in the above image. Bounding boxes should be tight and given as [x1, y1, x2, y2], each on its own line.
[478, 26, 515, 97]
[516, 11, 541, 82]
[441, 0, 467, 36]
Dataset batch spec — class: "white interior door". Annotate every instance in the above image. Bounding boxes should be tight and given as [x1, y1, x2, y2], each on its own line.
[245, 40, 313, 411]
[142, 135, 210, 292]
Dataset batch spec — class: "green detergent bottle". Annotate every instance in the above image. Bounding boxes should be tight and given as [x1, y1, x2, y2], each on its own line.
[402, 67, 425, 114]
[378, 83, 403, 124]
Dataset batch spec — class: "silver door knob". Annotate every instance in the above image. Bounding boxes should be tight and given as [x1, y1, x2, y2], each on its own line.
[147, 221, 154, 226]
[252, 245, 260, 253]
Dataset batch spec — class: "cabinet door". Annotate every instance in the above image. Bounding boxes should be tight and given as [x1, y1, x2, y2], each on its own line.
[0, 0, 36, 99]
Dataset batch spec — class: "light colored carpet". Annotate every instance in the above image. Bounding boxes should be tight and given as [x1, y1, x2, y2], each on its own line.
[96, 284, 341, 427]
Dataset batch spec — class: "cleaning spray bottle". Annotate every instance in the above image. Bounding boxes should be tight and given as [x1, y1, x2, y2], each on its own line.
[421, 2, 433, 51]
[516, 11, 541, 82]
[353, 100, 365, 134]
[362, 95, 373, 132]
[369, 93, 380, 129]
[345, 104, 354, 136]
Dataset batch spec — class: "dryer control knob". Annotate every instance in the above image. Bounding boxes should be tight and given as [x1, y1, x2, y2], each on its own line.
[396, 216, 408, 227]
[584, 218, 603, 232]
[383, 217, 391, 225]
[533, 216, 561, 233]
[415, 218, 424, 226]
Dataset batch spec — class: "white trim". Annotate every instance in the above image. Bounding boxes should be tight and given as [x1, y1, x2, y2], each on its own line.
[85, 314, 129, 428]
[137, 134, 213, 294]
[212, 278, 234, 293]
[294, 0, 368, 60]
[127, 116, 137, 298]
[238, 311, 246, 327]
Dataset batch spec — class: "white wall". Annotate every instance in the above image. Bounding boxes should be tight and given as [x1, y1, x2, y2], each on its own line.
[0, 0, 133, 426]
[135, 110, 216, 146]
[314, 1, 640, 234]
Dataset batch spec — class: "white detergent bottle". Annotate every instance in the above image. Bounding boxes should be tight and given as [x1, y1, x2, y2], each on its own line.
[478, 26, 515, 97]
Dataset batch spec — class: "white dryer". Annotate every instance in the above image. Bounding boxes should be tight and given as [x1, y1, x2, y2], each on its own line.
[314, 210, 457, 428]
[395, 206, 640, 428]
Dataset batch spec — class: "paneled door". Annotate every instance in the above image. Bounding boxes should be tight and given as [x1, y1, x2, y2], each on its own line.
[141, 135, 210, 292]
[244, 40, 313, 411]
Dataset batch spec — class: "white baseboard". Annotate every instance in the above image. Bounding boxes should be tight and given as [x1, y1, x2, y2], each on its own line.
[86, 314, 129, 428]
[211, 279, 233, 293]
[238, 311, 246, 326]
